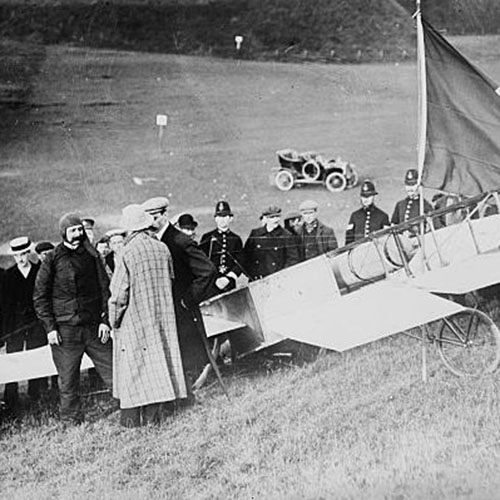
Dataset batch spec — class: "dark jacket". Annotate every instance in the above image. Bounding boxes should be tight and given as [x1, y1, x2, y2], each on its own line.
[298, 220, 338, 260]
[161, 224, 216, 307]
[199, 228, 245, 277]
[33, 242, 110, 333]
[1, 262, 46, 348]
[243, 225, 300, 280]
[345, 205, 390, 245]
[391, 196, 433, 225]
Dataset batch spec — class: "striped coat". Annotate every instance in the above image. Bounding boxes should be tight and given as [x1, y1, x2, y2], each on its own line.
[109, 231, 187, 408]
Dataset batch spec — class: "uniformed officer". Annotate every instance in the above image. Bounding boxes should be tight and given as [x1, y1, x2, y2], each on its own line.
[391, 169, 433, 226]
[297, 200, 338, 261]
[199, 201, 245, 295]
[243, 205, 300, 281]
[345, 180, 390, 245]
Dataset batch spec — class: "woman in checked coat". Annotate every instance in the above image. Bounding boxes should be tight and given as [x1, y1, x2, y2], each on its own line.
[109, 204, 187, 427]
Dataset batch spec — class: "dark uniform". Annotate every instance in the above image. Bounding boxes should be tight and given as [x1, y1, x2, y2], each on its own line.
[244, 225, 300, 280]
[199, 229, 244, 294]
[391, 196, 433, 225]
[345, 205, 390, 245]
[391, 168, 433, 225]
[3, 238, 48, 410]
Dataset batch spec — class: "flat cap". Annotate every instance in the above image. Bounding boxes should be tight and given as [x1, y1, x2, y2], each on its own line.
[261, 205, 282, 217]
[35, 241, 55, 254]
[142, 196, 169, 213]
[299, 200, 318, 212]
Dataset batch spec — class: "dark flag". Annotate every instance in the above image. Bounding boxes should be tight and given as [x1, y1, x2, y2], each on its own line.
[421, 18, 500, 196]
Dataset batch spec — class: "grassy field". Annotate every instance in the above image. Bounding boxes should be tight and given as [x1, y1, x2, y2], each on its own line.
[1, 35, 500, 499]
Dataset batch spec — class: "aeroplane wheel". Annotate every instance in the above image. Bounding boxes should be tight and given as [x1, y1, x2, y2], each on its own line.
[437, 308, 500, 377]
[325, 172, 347, 193]
[274, 169, 295, 191]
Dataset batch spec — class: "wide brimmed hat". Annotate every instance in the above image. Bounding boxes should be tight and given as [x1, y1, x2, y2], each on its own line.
[214, 200, 233, 217]
[360, 180, 377, 197]
[120, 204, 154, 232]
[9, 236, 32, 254]
[177, 213, 198, 229]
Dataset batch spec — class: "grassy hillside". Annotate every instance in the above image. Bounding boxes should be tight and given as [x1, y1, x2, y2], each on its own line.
[0, 0, 415, 63]
[2, 331, 500, 498]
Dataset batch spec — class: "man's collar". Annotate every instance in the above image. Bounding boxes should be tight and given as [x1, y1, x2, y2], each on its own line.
[63, 240, 80, 251]
[156, 221, 170, 240]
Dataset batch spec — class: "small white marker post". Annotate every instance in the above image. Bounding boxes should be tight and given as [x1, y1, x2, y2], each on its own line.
[156, 114, 168, 153]
[235, 35, 243, 64]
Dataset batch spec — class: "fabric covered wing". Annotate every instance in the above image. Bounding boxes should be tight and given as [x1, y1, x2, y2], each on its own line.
[0, 346, 94, 384]
[264, 281, 464, 352]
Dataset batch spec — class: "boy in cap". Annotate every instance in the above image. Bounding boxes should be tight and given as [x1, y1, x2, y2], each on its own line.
[34, 241, 55, 263]
[297, 200, 338, 261]
[391, 169, 433, 226]
[345, 180, 390, 245]
[33, 213, 113, 424]
[199, 201, 245, 295]
[81, 216, 96, 245]
[243, 205, 300, 280]
[2, 237, 48, 414]
[142, 197, 216, 392]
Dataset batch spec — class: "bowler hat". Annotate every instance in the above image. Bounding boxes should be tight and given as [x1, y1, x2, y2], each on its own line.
[177, 213, 198, 229]
[215, 200, 233, 217]
[142, 196, 170, 213]
[9, 236, 32, 254]
[360, 180, 377, 197]
[404, 169, 419, 186]
[261, 205, 282, 217]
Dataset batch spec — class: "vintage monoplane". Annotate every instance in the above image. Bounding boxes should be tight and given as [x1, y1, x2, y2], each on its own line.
[1, 7, 500, 387]
[201, 9, 500, 380]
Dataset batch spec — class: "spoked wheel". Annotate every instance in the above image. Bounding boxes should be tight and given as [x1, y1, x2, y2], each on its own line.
[274, 169, 295, 191]
[437, 307, 500, 377]
[325, 172, 347, 193]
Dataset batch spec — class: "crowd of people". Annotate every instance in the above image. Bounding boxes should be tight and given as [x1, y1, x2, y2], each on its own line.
[0, 168, 434, 427]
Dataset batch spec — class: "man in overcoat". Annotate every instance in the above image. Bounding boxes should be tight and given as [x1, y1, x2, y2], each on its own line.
[243, 205, 300, 280]
[33, 213, 113, 424]
[297, 200, 338, 261]
[345, 180, 390, 245]
[199, 200, 245, 296]
[2, 237, 48, 414]
[142, 197, 216, 390]
[109, 205, 187, 427]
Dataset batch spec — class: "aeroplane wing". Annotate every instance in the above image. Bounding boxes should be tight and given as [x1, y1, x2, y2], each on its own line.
[263, 280, 464, 352]
[408, 251, 500, 295]
[0, 346, 94, 385]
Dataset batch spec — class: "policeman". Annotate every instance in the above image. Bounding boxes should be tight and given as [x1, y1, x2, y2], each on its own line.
[391, 169, 433, 225]
[243, 205, 300, 281]
[199, 201, 245, 294]
[345, 180, 390, 245]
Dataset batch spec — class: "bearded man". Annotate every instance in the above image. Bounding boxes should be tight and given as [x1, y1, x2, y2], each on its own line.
[34, 213, 113, 424]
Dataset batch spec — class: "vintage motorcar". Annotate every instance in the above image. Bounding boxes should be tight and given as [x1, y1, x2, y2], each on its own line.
[271, 149, 359, 192]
